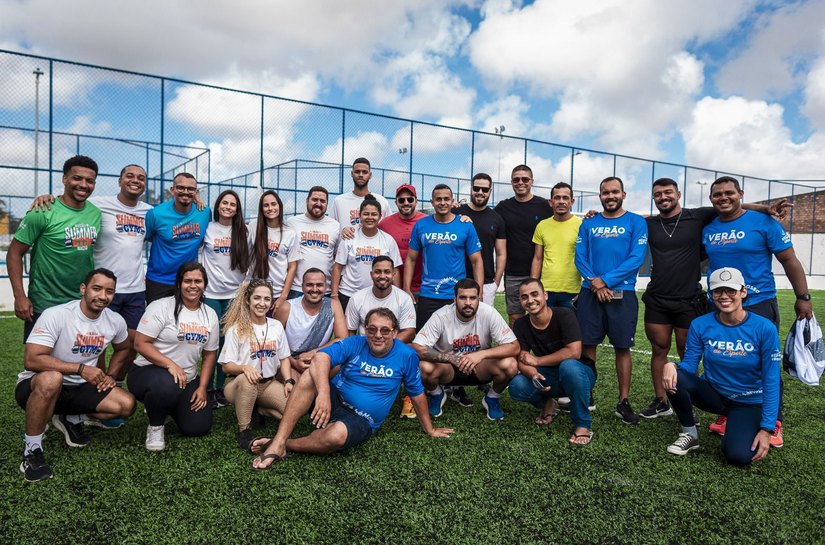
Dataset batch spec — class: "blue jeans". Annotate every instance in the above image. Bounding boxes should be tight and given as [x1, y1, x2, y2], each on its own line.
[546, 291, 576, 311]
[509, 359, 596, 429]
[666, 367, 765, 467]
[204, 297, 232, 390]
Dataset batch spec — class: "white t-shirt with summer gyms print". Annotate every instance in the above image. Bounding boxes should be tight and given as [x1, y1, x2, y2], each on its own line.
[201, 222, 248, 299]
[218, 318, 291, 378]
[247, 222, 301, 297]
[134, 297, 220, 382]
[413, 303, 517, 355]
[345, 286, 416, 334]
[285, 214, 340, 293]
[90, 195, 152, 294]
[334, 228, 402, 297]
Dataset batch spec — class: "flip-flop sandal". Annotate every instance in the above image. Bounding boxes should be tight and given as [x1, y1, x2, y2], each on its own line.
[536, 400, 560, 425]
[251, 452, 284, 471]
[249, 437, 273, 455]
[568, 431, 593, 446]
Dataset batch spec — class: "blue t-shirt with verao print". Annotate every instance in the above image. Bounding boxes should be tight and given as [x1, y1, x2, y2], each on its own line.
[680, 311, 781, 430]
[145, 201, 211, 285]
[574, 211, 648, 290]
[703, 211, 792, 306]
[408, 215, 482, 300]
[321, 336, 424, 432]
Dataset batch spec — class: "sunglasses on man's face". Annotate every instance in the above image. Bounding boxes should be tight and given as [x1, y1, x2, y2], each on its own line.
[472, 186, 491, 194]
[511, 177, 532, 184]
[396, 197, 415, 204]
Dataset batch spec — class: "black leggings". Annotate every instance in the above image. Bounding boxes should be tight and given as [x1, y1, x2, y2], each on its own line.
[128, 365, 213, 436]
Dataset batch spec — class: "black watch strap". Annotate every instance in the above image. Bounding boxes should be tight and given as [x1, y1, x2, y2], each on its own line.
[796, 293, 811, 301]
[284, 378, 297, 386]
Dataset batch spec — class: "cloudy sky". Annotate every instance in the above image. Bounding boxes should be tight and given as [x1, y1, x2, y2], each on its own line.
[1, 0, 824, 203]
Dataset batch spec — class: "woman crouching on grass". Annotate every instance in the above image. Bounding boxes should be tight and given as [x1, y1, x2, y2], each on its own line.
[662, 267, 780, 466]
[131, 262, 219, 452]
[219, 278, 293, 451]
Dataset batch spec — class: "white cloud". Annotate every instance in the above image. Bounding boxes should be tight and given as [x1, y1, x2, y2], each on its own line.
[466, 0, 751, 156]
[63, 115, 111, 135]
[318, 131, 389, 165]
[802, 56, 825, 131]
[683, 96, 825, 183]
[715, 1, 825, 99]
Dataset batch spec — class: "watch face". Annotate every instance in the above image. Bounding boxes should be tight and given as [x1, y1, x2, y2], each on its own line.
[798, 294, 811, 301]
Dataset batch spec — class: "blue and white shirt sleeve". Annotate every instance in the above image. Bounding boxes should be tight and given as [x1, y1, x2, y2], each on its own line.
[401, 349, 425, 397]
[601, 215, 648, 289]
[574, 220, 595, 284]
[679, 321, 704, 375]
[759, 323, 782, 430]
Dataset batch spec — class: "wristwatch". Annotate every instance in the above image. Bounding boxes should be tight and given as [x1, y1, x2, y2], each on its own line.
[796, 293, 811, 301]
[284, 378, 297, 386]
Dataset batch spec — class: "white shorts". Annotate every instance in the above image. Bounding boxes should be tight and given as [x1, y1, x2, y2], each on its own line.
[482, 282, 498, 306]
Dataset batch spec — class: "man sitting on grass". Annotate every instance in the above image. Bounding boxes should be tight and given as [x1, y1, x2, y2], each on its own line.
[507, 278, 598, 445]
[411, 279, 519, 420]
[250, 308, 452, 469]
[15, 268, 136, 482]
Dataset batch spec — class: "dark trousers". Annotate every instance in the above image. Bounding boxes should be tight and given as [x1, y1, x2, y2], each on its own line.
[666, 367, 764, 467]
[128, 365, 213, 436]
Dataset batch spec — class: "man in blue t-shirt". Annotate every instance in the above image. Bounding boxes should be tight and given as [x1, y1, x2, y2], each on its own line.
[144, 173, 211, 303]
[574, 176, 648, 424]
[703, 176, 813, 326]
[250, 308, 453, 469]
[702, 176, 813, 445]
[405, 184, 483, 330]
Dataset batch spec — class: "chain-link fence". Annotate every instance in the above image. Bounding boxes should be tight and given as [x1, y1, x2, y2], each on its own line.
[1, 48, 823, 277]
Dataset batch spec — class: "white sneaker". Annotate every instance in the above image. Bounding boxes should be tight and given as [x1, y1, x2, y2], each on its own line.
[145, 425, 165, 451]
[666, 433, 699, 456]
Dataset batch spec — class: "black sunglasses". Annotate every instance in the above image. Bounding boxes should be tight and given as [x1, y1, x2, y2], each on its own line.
[472, 186, 491, 193]
[396, 197, 415, 204]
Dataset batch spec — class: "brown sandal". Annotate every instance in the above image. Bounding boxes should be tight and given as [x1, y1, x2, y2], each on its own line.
[251, 452, 284, 471]
[568, 431, 593, 446]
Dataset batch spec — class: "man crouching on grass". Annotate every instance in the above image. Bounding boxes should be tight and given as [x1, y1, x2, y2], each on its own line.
[250, 308, 452, 470]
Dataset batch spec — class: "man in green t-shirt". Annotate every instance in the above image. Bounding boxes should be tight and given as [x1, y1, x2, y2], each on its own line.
[7, 155, 101, 340]
[530, 182, 582, 310]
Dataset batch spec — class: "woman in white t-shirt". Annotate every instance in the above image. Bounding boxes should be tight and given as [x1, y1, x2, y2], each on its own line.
[201, 189, 251, 407]
[249, 190, 300, 311]
[219, 278, 292, 451]
[331, 194, 402, 312]
[131, 262, 220, 452]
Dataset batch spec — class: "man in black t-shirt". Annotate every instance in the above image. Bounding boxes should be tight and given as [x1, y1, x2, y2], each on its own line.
[508, 278, 597, 445]
[455, 172, 506, 306]
[639, 177, 786, 420]
[492, 165, 553, 325]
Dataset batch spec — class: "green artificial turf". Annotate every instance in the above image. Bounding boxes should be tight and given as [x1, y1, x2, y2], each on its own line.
[1, 291, 823, 544]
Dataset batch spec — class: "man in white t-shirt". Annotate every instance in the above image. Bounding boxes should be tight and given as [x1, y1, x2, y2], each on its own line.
[346, 256, 416, 341]
[15, 268, 136, 482]
[286, 186, 341, 295]
[329, 157, 391, 229]
[411, 279, 519, 421]
[275, 268, 348, 376]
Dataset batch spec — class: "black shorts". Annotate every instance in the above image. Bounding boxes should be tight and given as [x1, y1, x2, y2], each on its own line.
[642, 291, 706, 330]
[445, 364, 486, 387]
[109, 291, 146, 330]
[145, 279, 175, 305]
[576, 288, 639, 348]
[310, 385, 373, 451]
[16, 377, 111, 414]
[745, 298, 780, 331]
[23, 313, 42, 342]
[416, 296, 452, 331]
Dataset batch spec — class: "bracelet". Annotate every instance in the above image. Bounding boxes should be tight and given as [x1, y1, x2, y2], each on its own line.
[77, 364, 84, 376]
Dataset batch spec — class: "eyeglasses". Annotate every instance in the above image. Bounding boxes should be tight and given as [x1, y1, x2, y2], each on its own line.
[396, 197, 415, 204]
[472, 186, 491, 193]
[511, 177, 532, 184]
[711, 287, 740, 298]
[365, 326, 395, 337]
[174, 185, 197, 194]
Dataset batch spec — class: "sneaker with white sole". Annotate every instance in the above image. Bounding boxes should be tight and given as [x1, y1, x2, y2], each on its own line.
[449, 386, 473, 408]
[615, 398, 640, 425]
[482, 395, 504, 420]
[666, 433, 699, 456]
[52, 414, 91, 447]
[399, 395, 416, 419]
[20, 448, 53, 482]
[428, 390, 447, 418]
[639, 398, 673, 419]
[83, 417, 126, 429]
[145, 425, 165, 451]
[709, 415, 727, 436]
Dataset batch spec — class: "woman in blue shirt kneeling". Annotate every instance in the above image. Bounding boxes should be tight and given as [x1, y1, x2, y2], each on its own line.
[662, 267, 781, 466]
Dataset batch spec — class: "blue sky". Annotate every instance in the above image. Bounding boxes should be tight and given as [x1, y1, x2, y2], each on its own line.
[1, 0, 824, 213]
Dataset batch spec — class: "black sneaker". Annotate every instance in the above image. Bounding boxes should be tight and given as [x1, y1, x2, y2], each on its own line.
[639, 398, 674, 419]
[51, 414, 91, 447]
[20, 448, 53, 482]
[214, 389, 230, 408]
[236, 429, 253, 451]
[449, 386, 473, 408]
[614, 398, 640, 425]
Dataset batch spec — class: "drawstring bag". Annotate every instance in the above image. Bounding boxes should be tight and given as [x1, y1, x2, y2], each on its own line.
[783, 314, 825, 386]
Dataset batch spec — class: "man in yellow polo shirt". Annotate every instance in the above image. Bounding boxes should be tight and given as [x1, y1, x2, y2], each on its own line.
[530, 182, 582, 310]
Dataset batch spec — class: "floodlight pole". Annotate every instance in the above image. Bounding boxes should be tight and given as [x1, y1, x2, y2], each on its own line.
[33, 67, 44, 196]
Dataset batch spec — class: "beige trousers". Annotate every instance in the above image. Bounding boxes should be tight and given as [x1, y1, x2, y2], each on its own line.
[223, 375, 288, 431]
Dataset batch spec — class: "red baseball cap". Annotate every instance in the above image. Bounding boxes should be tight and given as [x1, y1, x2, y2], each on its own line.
[395, 184, 417, 197]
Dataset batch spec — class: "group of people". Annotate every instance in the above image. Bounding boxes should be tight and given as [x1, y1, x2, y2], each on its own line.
[7, 155, 813, 481]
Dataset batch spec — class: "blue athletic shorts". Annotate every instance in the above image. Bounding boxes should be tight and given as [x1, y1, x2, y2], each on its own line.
[109, 291, 146, 330]
[576, 288, 639, 348]
[312, 384, 373, 451]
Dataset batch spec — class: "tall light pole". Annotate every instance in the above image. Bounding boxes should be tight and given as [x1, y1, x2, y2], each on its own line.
[695, 180, 708, 207]
[494, 125, 505, 183]
[33, 67, 44, 196]
[570, 149, 582, 187]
